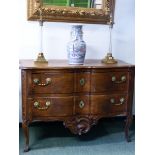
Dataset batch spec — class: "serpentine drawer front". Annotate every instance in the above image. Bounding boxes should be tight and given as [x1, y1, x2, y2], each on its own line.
[90, 94, 127, 115]
[20, 59, 134, 152]
[30, 96, 74, 118]
[91, 72, 129, 92]
[31, 72, 74, 94]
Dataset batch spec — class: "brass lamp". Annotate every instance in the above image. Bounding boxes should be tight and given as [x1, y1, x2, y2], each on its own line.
[34, 2, 48, 64]
[101, 0, 117, 64]
[101, 22, 117, 64]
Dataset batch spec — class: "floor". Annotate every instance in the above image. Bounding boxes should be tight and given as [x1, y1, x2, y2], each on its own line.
[19, 118, 135, 155]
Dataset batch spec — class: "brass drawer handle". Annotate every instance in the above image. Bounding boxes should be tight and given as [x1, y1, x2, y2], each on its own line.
[79, 101, 85, 108]
[111, 75, 126, 83]
[33, 78, 51, 86]
[34, 101, 51, 110]
[110, 98, 115, 104]
[80, 78, 85, 86]
[110, 97, 125, 106]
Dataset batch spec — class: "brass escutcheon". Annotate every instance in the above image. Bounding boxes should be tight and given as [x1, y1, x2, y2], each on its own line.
[79, 101, 85, 108]
[80, 78, 85, 86]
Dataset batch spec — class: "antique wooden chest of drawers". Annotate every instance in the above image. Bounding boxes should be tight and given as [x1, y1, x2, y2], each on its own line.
[20, 59, 135, 152]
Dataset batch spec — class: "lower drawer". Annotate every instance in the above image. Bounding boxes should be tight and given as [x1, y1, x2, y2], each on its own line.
[29, 96, 74, 117]
[91, 94, 127, 115]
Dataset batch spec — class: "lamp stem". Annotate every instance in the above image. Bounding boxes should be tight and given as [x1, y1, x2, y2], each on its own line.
[109, 24, 112, 53]
[39, 21, 43, 52]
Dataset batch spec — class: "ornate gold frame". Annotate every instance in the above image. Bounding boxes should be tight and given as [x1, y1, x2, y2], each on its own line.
[28, 0, 115, 24]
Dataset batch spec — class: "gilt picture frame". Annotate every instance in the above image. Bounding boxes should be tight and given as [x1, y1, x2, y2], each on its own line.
[27, 0, 115, 24]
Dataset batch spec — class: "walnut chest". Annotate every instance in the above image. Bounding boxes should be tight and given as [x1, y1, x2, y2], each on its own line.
[20, 59, 135, 152]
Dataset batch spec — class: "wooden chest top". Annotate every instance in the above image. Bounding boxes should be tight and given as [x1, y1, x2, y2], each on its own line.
[19, 59, 134, 70]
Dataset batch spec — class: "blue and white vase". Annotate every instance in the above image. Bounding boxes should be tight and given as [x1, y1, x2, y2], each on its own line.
[67, 25, 86, 65]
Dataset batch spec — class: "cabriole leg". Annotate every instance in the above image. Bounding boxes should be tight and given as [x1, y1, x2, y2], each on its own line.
[125, 115, 133, 142]
[22, 121, 30, 152]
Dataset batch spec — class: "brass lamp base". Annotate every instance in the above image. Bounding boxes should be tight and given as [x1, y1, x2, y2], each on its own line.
[34, 52, 48, 64]
[101, 53, 117, 64]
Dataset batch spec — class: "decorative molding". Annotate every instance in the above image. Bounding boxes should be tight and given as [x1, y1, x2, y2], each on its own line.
[63, 116, 99, 135]
[104, 0, 110, 14]
[27, 0, 114, 24]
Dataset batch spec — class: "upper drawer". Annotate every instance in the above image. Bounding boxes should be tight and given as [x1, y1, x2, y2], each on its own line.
[31, 72, 74, 94]
[91, 72, 129, 92]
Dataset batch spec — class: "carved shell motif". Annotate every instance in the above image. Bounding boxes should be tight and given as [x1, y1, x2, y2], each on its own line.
[64, 116, 99, 135]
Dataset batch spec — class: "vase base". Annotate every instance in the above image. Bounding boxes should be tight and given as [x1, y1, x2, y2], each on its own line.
[69, 63, 84, 65]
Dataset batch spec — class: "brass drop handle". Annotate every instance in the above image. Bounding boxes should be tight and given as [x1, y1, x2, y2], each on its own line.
[79, 101, 85, 108]
[110, 97, 125, 106]
[34, 101, 51, 110]
[33, 78, 52, 86]
[111, 75, 126, 83]
[80, 78, 85, 86]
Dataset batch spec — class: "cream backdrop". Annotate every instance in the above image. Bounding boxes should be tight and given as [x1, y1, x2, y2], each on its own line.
[19, 0, 135, 122]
